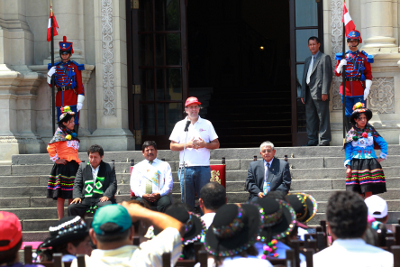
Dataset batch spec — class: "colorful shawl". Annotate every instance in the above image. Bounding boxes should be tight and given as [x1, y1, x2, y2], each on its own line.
[49, 127, 80, 144]
[344, 123, 380, 146]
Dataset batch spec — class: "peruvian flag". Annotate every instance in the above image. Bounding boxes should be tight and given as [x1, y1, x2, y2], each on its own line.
[47, 11, 59, 42]
[342, 3, 356, 36]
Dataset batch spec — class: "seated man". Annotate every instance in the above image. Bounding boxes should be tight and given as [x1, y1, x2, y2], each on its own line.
[131, 141, 173, 212]
[246, 141, 291, 202]
[199, 182, 226, 229]
[0, 211, 42, 267]
[71, 203, 184, 267]
[304, 191, 393, 267]
[68, 144, 117, 217]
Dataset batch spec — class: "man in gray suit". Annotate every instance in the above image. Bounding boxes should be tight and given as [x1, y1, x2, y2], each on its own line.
[246, 141, 291, 202]
[301, 36, 332, 146]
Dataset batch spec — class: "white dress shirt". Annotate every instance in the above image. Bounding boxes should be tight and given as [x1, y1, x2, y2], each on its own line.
[300, 238, 393, 267]
[90, 164, 100, 184]
[201, 212, 216, 229]
[194, 255, 273, 267]
[169, 116, 218, 167]
[264, 158, 274, 182]
[130, 158, 173, 198]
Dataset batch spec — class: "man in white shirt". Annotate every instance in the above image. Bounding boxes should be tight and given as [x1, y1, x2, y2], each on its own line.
[130, 141, 173, 212]
[199, 182, 226, 229]
[302, 191, 393, 267]
[169, 96, 220, 209]
[71, 203, 184, 267]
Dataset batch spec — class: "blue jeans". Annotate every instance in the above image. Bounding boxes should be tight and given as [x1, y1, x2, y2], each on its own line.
[341, 95, 364, 117]
[179, 166, 211, 209]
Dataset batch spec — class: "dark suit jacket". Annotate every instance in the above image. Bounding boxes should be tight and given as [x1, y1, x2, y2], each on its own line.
[72, 161, 117, 205]
[300, 51, 332, 102]
[246, 158, 291, 200]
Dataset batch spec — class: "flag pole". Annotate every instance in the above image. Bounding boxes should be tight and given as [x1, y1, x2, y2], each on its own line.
[342, 1, 347, 141]
[51, 1, 56, 135]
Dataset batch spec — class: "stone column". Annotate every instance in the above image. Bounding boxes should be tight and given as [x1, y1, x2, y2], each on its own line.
[362, 0, 398, 52]
[90, 0, 134, 151]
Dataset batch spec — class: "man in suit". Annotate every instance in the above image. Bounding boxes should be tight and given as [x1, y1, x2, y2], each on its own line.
[301, 36, 332, 146]
[68, 144, 117, 217]
[246, 141, 291, 202]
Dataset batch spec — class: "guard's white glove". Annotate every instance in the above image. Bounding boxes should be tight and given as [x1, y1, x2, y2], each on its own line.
[77, 95, 85, 112]
[364, 80, 372, 100]
[336, 59, 347, 73]
[47, 66, 56, 84]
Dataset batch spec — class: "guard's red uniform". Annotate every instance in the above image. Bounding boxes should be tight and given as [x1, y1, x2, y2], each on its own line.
[334, 51, 372, 97]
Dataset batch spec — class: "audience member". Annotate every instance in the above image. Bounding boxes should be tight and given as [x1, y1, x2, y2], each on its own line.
[0, 211, 43, 267]
[36, 216, 92, 262]
[200, 204, 273, 266]
[71, 203, 184, 267]
[153, 203, 206, 260]
[199, 182, 226, 229]
[68, 144, 117, 217]
[130, 141, 173, 212]
[365, 195, 389, 224]
[305, 191, 393, 267]
[252, 197, 305, 263]
[286, 192, 318, 240]
[246, 141, 291, 201]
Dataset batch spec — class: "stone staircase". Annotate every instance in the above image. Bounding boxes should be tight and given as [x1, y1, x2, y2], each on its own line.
[1, 145, 400, 243]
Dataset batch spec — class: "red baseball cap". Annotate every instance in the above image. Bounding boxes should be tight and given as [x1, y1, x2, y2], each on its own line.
[185, 96, 201, 107]
[0, 211, 22, 251]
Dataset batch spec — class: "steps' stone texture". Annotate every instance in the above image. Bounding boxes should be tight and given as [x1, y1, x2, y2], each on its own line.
[3, 145, 400, 238]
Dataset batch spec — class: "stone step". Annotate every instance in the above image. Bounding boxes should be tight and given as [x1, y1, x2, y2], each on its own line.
[308, 211, 400, 225]
[290, 177, 400, 191]
[10, 145, 400, 166]
[22, 231, 49, 242]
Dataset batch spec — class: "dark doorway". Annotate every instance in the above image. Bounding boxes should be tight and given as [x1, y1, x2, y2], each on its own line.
[187, 0, 292, 148]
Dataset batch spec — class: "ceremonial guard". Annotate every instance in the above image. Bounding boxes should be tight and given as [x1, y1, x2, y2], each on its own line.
[334, 30, 374, 128]
[47, 36, 85, 134]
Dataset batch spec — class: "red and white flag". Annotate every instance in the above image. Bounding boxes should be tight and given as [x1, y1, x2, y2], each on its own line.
[47, 11, 59, 42]
[342, 3, 356, 36]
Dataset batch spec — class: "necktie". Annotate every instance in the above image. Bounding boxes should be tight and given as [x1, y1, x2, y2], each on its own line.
[145, 161, 153, 194]
[306, 56, 314, 84]
[263, 162, 270, 194]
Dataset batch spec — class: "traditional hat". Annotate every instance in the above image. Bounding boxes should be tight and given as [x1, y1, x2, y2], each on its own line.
[59, 106, 75, 123]
[0, 211, 22, 252]
[154, 206, 206, 245]
[38, 216, 88, 249]
[185, 96, 201, 107]
[350, 102, 372, 124]
[287, 193, 318, 224]
[254, 197, 296, 242]
[59, 36, 74, 54]
[347, 30, 362, 43]
[204, 204, 262, 257]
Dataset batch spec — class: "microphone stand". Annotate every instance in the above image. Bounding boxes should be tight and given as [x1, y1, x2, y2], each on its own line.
[182, 119, 190, 204]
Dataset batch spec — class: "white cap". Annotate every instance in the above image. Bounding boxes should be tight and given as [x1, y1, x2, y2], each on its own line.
[364, 195, 388, 219]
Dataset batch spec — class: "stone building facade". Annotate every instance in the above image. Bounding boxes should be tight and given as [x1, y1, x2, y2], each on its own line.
[0, 0, 399, 161]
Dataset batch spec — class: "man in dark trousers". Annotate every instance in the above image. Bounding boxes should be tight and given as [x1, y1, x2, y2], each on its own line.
[246, 141, 291, 202]
[301, 36, 332, 146]
[68, 144, 117, 217]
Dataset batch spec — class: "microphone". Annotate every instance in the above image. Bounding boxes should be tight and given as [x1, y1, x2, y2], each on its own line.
[184, 120, 190, 132]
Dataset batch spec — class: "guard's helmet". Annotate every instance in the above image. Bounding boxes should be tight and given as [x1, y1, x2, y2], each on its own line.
[347, 30, 362, 44]
[59, 36, 74, 57]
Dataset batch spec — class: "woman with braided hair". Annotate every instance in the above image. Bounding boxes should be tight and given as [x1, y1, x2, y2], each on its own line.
[344, 102, 388, 198]
[47, 106, 81, 219]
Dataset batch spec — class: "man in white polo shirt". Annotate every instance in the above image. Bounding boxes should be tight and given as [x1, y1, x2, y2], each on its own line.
[169, 96, 220, 209]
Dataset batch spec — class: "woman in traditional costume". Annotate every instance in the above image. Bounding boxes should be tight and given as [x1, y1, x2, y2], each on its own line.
[344, 102, 387, 198]
[47, 106, 80, 219]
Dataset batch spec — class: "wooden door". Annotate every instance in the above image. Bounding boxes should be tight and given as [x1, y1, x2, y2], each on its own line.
[289, 0, 324, 146]
[127, 0, 188, 149]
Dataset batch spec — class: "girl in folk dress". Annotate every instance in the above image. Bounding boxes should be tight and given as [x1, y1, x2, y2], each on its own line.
[47, 106, 81, 219]
[344, 102, 388, 198]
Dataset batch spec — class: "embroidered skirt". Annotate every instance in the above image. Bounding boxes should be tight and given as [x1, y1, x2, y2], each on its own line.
[346, 158, 386, 195]
[47, 161, 79, 200]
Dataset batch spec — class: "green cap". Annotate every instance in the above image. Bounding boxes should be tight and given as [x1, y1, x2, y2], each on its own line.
[92, 204, 132, 235]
